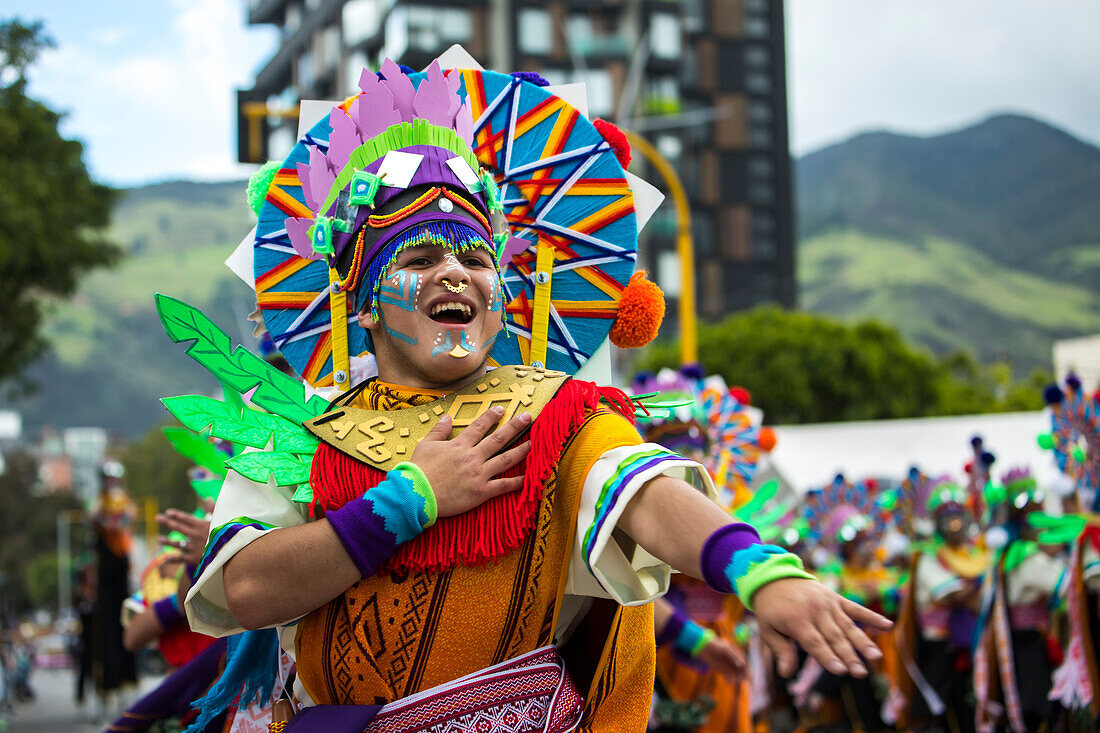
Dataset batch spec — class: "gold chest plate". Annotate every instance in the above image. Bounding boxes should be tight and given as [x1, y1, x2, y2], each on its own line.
[303, 365, 568, 472]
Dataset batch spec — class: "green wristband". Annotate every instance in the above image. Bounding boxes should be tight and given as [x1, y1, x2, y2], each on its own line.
[394, 461, 437, 528]
[737, 553, 816, 612]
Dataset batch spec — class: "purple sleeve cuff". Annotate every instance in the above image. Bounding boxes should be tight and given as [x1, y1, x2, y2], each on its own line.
[153, 594, 185, 630]
[656, 605, 689, 648]
[327, 497, 403, 578]
[701, 522, 762, 593]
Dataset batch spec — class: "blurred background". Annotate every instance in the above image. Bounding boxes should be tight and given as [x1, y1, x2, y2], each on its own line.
[0, 0, 1097, 727]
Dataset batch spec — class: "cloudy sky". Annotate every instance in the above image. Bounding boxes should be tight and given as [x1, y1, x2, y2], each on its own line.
[13, 0, 1100, 184]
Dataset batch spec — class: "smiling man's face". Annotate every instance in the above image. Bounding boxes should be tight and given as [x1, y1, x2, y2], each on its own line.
[358, 242, 504, 389]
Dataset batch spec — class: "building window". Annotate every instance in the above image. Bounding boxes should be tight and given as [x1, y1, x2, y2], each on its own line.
[650, 13, 682, 59]
[743, 44, 770, 69]
[343, 0, 382, 47]
[317, 25, 341, 75]
[518, 8, 553, 56]
[345, 50, 368, 92]
[748, 182, 774, 205]
[701, 260, 723, 317]
[694, 210, 716, 258]
[745, 72, 771, 94]
[748, 101, 772, 123]
[750, 126, 773, 148]
[719, 205, 751, 262]
[656, 134, 682, 163]
[573, 68, 613, 117]
[406, 5, 471, 53]
[743, 16, 770, 39]
[297, 51, 314, 90]
[304, 0, 321, 11]
[748, 155, 773, 178]
[644, 75, 681, 115]
[744, 0, 770, 14]
[753, 235, 777, 262]
[285, 2, 302, 35]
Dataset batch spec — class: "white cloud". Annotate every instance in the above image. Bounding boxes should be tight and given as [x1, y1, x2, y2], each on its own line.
[787, 0, 1100, 154]
[29, 0, 277, 185]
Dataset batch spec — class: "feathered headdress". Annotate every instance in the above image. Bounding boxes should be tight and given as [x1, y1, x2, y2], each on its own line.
[802, 473, 890, 550]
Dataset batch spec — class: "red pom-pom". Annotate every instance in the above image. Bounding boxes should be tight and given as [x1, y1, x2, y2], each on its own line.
[757, 427, 776, 452]
[730, 386, 752, 405]
[593, 118, 632, 168]
[609, 271, 665, 348]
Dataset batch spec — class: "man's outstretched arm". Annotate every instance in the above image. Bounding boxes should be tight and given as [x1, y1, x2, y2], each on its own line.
[620, 474, 891, 678]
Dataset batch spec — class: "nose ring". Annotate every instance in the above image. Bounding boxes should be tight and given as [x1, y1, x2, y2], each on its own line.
[442, 278, 467, 294]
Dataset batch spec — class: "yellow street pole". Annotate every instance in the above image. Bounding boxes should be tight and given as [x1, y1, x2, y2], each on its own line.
[622, 130, 697, 364]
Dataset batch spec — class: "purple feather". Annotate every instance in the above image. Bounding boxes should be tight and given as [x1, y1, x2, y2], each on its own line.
[285, 217, 321, 260]
[298, 147, 335, 211]
[499, 236, 531, 268]
[413, 61, 457, 127]
[380, 58, 416, 119]
[327, 108, 362, 171]
[352, 72, 402, 138]
[454, 102, 474, 144]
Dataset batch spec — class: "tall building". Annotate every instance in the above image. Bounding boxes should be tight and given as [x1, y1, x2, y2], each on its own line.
[237, 0, 794, 329]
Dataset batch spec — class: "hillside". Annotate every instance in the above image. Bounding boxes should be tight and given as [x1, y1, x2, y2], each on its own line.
[3, 180, 257, 437]
[797, 114, 1100, 372]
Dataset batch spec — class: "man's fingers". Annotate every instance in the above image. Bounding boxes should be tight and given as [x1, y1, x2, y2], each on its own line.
[791, 624, 847, 677]
[840, 596, 894, 632]
[422, 414, 454, 442]
[453, 406, 505, 446]
[836, 609, 882, 662]
[483, 441, 531, 477]
[760, 625, 798, 678]
[816, 610, 867, 677]
[476, 411, 533, 455]
[485, 475, 525, 497]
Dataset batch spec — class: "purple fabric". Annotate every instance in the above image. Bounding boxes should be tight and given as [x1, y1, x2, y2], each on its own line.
[193, 523, 251, 581]
[284, 704, 384, 731]
[327, 497, 400, 578]
[656, 605, 689, 648]
[153, 594, 185, 630]
[700, 522, 763, 593]
[108, 636, 228, 731]
[949, 607, 977, 648]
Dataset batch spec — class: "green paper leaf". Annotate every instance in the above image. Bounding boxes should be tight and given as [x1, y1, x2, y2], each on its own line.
[734, 479, 780, 520]
[1037, 433, 1054, 450]
[155, 294, 329, 423]
[291, 483, 314, 504]
[162, 427, 228, 477]
[161, 395, 318, 454]
[190, 477, 224, 501]
[226, 451, 312, 486]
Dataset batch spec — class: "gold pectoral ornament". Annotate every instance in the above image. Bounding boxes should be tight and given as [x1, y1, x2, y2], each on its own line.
[304, 365, 568, 472]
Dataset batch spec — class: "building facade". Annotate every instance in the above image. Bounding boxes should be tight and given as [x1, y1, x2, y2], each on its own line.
[237, 0, 794, 328]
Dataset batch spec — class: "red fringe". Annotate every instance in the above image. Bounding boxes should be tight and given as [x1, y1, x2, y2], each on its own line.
[308, 379, 636, 573]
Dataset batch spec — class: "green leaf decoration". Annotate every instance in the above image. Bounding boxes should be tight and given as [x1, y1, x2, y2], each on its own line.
[155, 294, 329, 424]
[1028, 512, 1085, 545]
[162, 427, 228, 477]
[191, 477, 224, 501]
[226, 451, 313, 486]
[291, 483, 314, 504]
[162, 395, 318, 454]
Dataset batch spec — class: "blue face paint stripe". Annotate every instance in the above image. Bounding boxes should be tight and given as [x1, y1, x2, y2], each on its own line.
[378, 270, 419, 311]
[384, 322, 418, 345]
[431, 332, 455, 356]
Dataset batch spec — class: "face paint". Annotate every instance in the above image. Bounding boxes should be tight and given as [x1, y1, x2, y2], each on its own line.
[378, 270, 420, 344]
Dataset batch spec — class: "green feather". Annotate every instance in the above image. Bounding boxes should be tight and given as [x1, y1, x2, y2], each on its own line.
[191, 477, 224, 501]
[291, 484, 314, 504]
[155, 294, 329, 424]
[734, 479, 779, 521]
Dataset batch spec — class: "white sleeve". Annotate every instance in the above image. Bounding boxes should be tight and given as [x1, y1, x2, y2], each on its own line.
[914, 553, 964, 609]
[184, 466, 309, 637]
[565, 443, 716, 605]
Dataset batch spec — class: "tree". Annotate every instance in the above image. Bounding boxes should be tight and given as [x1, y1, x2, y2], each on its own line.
[117, 423, 200, 514]
[0, 20, 119, 385]
[637, 307, 1046, 424]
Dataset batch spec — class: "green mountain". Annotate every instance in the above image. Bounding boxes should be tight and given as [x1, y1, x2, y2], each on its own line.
[3, 180, 258, 437]
[796, 114, 1100, 373]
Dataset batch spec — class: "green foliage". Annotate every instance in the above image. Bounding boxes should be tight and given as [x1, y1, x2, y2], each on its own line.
[156, 295, 329, 424]
[639, 307, 1049, 424]
[0, 20, 119, 385]
[118, 424, 197, 514]
[26, 551, 60, 609]
[0, 450, 82, 610]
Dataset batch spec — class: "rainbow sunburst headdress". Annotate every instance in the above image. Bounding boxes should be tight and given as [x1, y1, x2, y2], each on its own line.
[248, 51, 668, 389]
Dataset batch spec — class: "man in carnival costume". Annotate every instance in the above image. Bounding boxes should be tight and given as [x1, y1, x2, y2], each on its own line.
[170, 53, 890, 730]
[906, 479, 988, 733]
[974, 467, 1065, 732]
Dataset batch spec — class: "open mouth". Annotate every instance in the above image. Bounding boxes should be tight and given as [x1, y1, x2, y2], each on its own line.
[428, 301, 475, 325]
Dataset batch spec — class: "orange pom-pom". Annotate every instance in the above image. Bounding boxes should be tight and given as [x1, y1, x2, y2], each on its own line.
[757, 427, 777, 452]
[730, 386, 752, 405]
[609, 271, 665, 348]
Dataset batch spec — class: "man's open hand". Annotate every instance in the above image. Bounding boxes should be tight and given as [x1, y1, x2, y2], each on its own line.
[410, 406, 532, 518]
[696, 635, 748, 684]
[157, 508, 212, 566]
[752, 577, 893, 679]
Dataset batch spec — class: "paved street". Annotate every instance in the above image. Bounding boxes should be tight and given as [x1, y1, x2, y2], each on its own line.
[7, 667, 162, 733]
